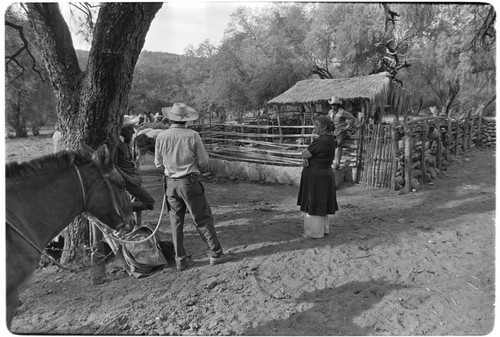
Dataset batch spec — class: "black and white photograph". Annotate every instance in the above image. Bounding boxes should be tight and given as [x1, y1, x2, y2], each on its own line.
[3, 1, 496, 335]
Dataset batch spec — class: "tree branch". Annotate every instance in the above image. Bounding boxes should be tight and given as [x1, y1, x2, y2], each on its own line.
[5, 20, 44, 81]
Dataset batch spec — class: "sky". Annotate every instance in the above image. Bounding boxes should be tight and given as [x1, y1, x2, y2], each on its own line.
[62, 1, 270, 55]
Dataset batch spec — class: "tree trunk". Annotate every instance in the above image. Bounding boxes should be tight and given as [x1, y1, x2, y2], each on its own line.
[60, 216, 89, 265]
[26, 3, 163, 263]
[11, 92, 28, 138]
[442, 77, 461, 116]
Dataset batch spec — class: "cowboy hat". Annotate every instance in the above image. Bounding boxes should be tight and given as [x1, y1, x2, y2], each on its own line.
[122, 115, 140, 128]
[328, 97, 343, 105]
[162, 102, 199, 122]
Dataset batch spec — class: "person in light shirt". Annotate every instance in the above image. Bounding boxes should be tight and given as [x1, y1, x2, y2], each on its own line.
[327, 97, 356, 169]
[155, 102, 235, 271]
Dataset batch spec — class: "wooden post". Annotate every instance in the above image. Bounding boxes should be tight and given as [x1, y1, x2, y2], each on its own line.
[421, 119, 428, 186]
[477, 106, 483, 146]
[372, 125, 379, 187]
[390, 125, 398, 190]
[403, 123, 412, 193]
[310, 104, 314, 125]
[378, 125, 386, 187]
[365, 125, 373, 186]
[356, 124, 365, 183]
[364, 125, 371, 186]
[300, 109, 306, 146]
[376, 125, 384, 187]
[90, 221, 106, 285]
[445, 115, 452, 161]
[276, 105, 283, 144]
[371, 124, 381, 187]
[463, 109, 470, 152]
[383, 126, 391, 188]
[381, 125, 388, 187]
[469, 113, 475, 148]
[436, 119, 442, 172]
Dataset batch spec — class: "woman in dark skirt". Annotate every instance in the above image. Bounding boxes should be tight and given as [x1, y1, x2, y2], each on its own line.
[297, 115, 339, 238]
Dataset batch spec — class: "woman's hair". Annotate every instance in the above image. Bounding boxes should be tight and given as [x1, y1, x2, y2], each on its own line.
[314, 115, 335, 132]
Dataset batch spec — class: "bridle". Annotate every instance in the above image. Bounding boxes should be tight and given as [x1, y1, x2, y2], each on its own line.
[74, 164, 130, 229]
[79, 163, 166, 245]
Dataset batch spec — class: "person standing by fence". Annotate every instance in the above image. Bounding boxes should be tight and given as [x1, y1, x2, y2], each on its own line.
[155, 102, 235, 271]
[297, 115, 339, 238]
[328, 97, 356, 169]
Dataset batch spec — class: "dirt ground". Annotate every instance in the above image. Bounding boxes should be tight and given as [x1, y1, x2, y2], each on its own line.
[4, 131, 496, 335]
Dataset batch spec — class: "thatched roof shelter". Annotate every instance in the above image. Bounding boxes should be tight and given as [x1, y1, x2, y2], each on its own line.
[267, 71, 411, 121]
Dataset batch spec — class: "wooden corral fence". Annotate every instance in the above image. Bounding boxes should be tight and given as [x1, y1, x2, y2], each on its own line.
[191, 123, 312, 166]
[391, 111, 492, 192]
[192, 110, 493, 191]
[354, 109, 493, 191]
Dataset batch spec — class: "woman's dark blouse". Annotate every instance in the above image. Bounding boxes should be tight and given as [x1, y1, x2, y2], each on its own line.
[307, 133, 336, 167]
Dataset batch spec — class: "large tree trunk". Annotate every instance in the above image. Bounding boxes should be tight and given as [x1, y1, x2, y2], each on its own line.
[25, 3, 163, 264]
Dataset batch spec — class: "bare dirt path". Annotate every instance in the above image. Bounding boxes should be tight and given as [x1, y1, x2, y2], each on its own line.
[5, 134, 496, 335]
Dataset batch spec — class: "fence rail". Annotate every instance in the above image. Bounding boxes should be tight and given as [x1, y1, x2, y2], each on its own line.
[191, 123, 314, 167]
[194, 111, 492, 190]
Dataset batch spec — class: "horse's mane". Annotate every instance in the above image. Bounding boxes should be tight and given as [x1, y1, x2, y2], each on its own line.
[5, 150, 93, 180]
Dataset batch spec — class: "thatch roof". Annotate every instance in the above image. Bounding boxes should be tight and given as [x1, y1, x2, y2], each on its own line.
[267, 71, 411, 115]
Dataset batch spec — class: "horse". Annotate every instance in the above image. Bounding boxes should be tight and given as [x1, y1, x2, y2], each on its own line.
[133, 127, 166, 170]
[5, 143, 136, 329]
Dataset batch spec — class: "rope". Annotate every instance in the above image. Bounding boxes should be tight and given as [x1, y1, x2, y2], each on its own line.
[6, 219, 76, 272]
[8, 175, 168, 273]
[88, 190, 167, 245]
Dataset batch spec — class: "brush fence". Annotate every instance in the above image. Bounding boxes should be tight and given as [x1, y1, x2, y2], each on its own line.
[393, 113, 490, 192]
[193, 113, 491, 190]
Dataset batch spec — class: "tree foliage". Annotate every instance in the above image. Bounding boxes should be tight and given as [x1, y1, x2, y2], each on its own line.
[5, 6, 56, 137]
[9, 3, 495, 138]
[127, 3, 494, 118]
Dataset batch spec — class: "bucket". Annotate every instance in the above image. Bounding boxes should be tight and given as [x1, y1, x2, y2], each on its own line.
[303, 213, 329, 238]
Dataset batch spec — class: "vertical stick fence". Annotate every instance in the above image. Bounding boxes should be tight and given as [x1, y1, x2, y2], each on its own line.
[194, 111, 491, 191]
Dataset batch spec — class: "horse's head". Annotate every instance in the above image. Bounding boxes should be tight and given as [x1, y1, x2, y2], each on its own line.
[81, 143, 136, 233]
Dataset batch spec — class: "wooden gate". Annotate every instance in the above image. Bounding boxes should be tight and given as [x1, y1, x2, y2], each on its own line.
[356, 124, 397, 188]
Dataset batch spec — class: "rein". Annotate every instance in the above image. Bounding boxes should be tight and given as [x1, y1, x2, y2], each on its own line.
[76, 164, 129, 226]
[90, 191, 167, 245]
[5, 165, 90, 272]
[7, 161, 166, 274]
[6, 164, 127, 273]
[6, 219, 75, 271]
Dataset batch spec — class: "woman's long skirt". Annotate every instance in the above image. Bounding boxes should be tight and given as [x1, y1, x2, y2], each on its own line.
[297, 166, 338, 216]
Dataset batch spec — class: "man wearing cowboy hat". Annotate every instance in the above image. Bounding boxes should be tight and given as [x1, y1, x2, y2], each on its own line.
[116, 115, 155, 221]
[155, 102, 235, 271]
[327, 97, 356, 169]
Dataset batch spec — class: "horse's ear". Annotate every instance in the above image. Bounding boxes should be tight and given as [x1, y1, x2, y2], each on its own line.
[80, 141, 95, 154]
[95, 143, 112, 167]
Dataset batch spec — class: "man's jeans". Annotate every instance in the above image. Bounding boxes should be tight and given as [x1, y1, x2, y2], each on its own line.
[165, 175, 223, 264]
